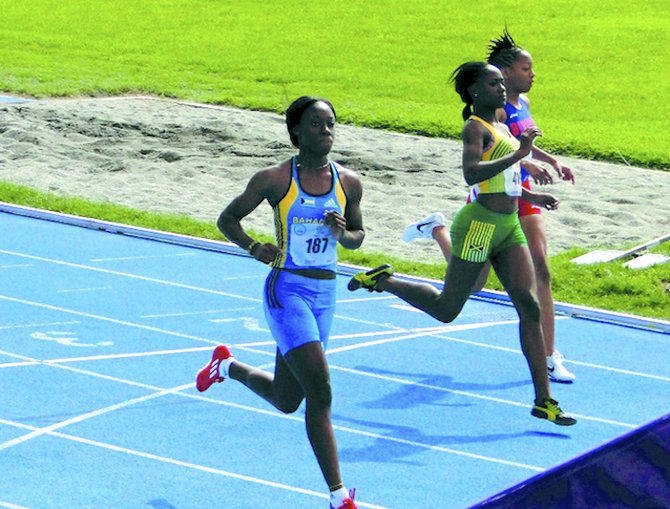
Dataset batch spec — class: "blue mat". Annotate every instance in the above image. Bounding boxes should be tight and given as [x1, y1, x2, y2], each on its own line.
[470, 412, 670, 508]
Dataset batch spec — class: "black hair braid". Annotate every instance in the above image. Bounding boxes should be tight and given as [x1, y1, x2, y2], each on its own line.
[450, 61, 488, 120]
[486, 26, 524, 69]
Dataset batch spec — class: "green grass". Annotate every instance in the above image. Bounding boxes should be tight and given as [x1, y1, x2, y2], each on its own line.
[2, 181, 668, 321]
[0, 0, 668, 168]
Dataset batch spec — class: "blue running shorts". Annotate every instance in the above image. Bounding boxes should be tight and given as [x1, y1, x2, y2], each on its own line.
[263, 269, 337, 355]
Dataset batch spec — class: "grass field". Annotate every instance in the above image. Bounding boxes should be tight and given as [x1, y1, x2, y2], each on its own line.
[0, 0, 668, 168]
[0, 1, 668, 319]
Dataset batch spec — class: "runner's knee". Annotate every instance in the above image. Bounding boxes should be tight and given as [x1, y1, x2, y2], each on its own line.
[431, 298, 464, 323]
[513, 291, 541, 322]
[301, 372, 333, 409]
[533, 258, 552, 286]
[274, 393, 304, 414]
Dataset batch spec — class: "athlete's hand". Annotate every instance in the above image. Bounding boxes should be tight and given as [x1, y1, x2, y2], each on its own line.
[553, 162, 575, 184]
[517, 127, 543, 157]
[522, 159, 553, 185]
[536, 193, 560, 211]
[324, 210, 347, 241]
[251, 242, 283, 264]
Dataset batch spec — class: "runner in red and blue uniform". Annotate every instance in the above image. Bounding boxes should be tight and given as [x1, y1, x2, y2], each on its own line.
[490, 28, 576, 382]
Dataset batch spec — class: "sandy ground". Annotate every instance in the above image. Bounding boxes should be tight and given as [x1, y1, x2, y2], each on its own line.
[1, 96, 668, 265]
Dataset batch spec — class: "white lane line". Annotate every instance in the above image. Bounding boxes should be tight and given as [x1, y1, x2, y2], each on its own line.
[0, 502, 31, 509]
[389, 304, 422, 313]
[334, 314, 407, 330]
[0, 249, 261, 303]
[0, 292, 663, 420]
[0, 361, 39, 368]
[0, 346, 208, 369]
[330, 319, 670, 384]
[0, 294, 221, 345]
[91, 253, 196, 262]
[428, 334, 670, 383]
[326, 319, 524, 354]
[337, 295, 398, 303]
[566, 359, 670, 383]
[0, 382, 193, 451]
[46, 346, 215, 364]
[331, 364, 636, 429]
[140, 307, 255, 319]
[329, 329, 408, 340]
[0, 321, 80, 330]
[0, 418, 390, 509]
[56, 286, 113, 294]
[328, 330, 436, 354]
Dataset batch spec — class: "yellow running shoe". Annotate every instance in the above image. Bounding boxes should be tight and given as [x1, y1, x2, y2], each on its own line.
[531, 398, 577, 426]
[347, 264, 394, 292]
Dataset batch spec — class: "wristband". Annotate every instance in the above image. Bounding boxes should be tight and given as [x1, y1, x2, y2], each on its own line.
[246, 240, 260, 254]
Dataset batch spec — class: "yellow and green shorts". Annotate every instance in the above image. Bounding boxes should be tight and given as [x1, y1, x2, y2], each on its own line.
[450, 200, 527, 263]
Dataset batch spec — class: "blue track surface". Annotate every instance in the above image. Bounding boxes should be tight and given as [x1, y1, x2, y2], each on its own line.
[1, 209, 668, 509]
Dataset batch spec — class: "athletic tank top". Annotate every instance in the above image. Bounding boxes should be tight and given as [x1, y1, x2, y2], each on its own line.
[272, 157, 347, 271]
[505, 96, 536, 182]
[467, 115, 522, 197]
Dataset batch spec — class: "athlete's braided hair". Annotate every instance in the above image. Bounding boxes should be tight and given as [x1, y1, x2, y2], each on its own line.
[285, 96, 336, 148]
[450, 61, 489, 121]
[486, 26, 524, 69]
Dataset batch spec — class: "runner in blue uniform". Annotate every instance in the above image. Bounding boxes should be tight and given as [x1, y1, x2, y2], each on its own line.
[196, 96, 364, 509]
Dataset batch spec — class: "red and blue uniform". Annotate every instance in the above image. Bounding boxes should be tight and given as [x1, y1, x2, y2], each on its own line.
[504, 96, 542, 216]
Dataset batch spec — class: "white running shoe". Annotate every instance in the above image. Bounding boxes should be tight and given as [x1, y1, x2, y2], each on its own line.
[547, 350, 575, 383]
[402, 212, 445, 243]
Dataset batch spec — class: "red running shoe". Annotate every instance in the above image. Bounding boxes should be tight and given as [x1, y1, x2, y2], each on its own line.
[196, 345, 233, 392]
[330, 489, 358, 509]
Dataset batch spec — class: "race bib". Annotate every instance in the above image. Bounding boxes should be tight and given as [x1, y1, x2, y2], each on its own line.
[289, 223, 337, 267]
[504, 162, 522, 197]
